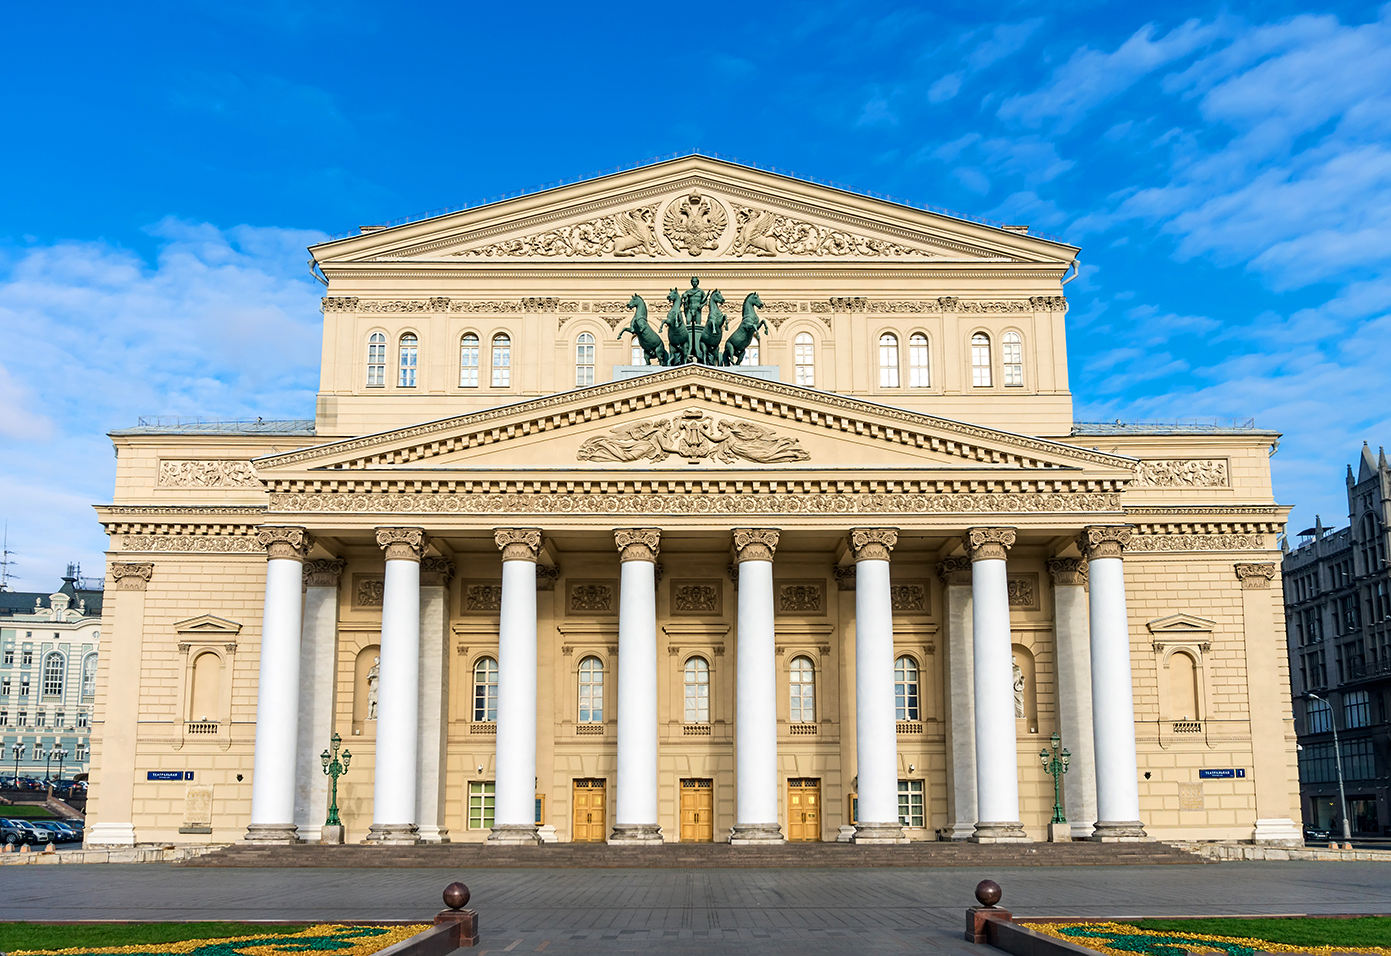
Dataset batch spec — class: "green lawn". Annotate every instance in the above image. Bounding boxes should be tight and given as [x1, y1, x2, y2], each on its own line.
[1127, 916, 1391, 948]
[0, 805, 60, 819]
[0, 922, 311, 949]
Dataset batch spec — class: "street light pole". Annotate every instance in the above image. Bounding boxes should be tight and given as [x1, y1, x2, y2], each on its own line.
[55, 748, 67, 789]
[10, 743, 21, 788]
[320, 732, 352, 827]
[1309, 693, 1353, 842]
[1039, 731, 1071, 824]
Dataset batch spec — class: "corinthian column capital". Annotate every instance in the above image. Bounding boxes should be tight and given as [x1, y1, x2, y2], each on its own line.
[1235, 562, 1276, 589]
[936, 555, 971, 585]
[963, 527, 1016, 562]
[614, 529, 661, 563]
[376, 527, 427, 562]
[303, 558, 346, 588]
[1046, 556, 1088, 587]
[1078, 525, 1132, 560]
[494, 528, 541, 563]
[732, 529, 780, 563]
[111, 562, 154, 591]
[848, 528, 898, 562]
[257, 526, 314, 562]
[421, 556, 456, 587]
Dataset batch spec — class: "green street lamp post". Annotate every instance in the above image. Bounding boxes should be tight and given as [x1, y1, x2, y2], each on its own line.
[320, 732, 352, 827]
[1039, 731, 1070, 824]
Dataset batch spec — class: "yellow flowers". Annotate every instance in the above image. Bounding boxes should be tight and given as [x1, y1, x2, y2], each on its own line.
[1029, 921, 1391, 956]
[9, 923, 431, 956]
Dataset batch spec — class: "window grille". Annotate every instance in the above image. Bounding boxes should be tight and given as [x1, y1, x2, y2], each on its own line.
[492, 334, 511, 386]
[894, 656, 919, 721]
[898, 779, 924, 828]
[794, 333, 815, 386]
[459, 333, 480, 387]
[82, 655, 97, 698]
[909, 333, 930, 387]
[684, 657, 710, 724]
[398, 333, 418, 387]
[575, 333, 596, 387]
[467, 781, 495, 830]
[789, 655, 815, 723]
[878, 333, 900, 387]
[366, 332, 386, 386]
[578, 656, 604, 723]
[42, 653, 64, 697]
[971, 333, 992, 386]
[473, 657, 498, 722]
[1003, 331, 1023, 386]
[1345, 690, 1372, 729]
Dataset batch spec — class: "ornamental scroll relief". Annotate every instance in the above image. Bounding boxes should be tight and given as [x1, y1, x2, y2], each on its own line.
[157, 460, 259, 489]
[576, 410, 810, 464]
[731, 205, 933, 258]
[122, 535, 260, 553]
[452, 204, 664, 258]
[1132, 459, 1229, 489]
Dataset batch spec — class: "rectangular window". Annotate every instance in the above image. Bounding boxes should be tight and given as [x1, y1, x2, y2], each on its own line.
[77, 711, 89, 729]
[1, 677, 8, 696]
[35, 711, 45, 728]
[1299, 741, 1337, 783]
[19, 676, 29, 697]
[492, 337, 511, 387]
[468, 781, 496, 830]
[22, 650, 32, 666]
[17, 711, 27, 727]
[1342, 738, 1377, 780]
[2, 650, 11, 665]
[1306, 699, 1332, 734]
[1345, 690, 1372, 729]
[75, 744, 86, 761]
[897, 779, 924, 828]
[909, 336, 930, 387]
[398, 337, 418, 387]
[55, 711, 64, 728]
[0, 712, 7, 726]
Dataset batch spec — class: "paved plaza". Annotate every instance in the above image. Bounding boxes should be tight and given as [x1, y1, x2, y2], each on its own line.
[4, 862, 1391, 955]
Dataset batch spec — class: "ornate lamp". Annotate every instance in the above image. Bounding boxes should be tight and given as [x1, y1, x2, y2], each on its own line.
[1039, 731, 1070, 824]
[320, 732, 352, 827]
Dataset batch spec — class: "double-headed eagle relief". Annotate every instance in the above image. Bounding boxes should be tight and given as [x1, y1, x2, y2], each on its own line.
[663, 192, 728, 256]
[618, 278, 769, 367]
[577, 408, 810, 464]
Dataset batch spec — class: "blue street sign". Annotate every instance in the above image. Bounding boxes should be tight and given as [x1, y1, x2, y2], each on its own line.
[147, 771, 194, 781]
[1198, 768, 1245, 779]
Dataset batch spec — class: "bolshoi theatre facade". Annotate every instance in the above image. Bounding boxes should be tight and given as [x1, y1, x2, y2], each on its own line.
[86, 156, 1302, 847]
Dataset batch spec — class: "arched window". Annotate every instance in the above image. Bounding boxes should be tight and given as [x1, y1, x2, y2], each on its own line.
[894, 656, 919, 721]
[971, 333, 992, 386]
[578, 656, 604, 722]
[1002, 331, 1023, 386]
[81, 654, 97, 698]
[684, 657, 710, 723]
[473, 657, 499, 722]
[366, 332, 386, 387]
[459, 333, 480, 388]
[745, 336, 760, 366]
[398, 333, 418, 387]
[41, 654, 64, 697]
[794, 333, 815, 387]
[491, 334, 511, 387]
[789, 655, 815, 722]
[189, 651, 221, 721]
[575, 332, 596, 387]
[1168, 652, 1199, 721]
[879, 333, 900, 387]
[909, 333, 930, 387]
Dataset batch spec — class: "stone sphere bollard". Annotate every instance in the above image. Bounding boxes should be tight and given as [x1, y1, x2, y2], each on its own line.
[436, 881, 479, 947]
[966, 879, 1011, 944]
[974, 879, 1002, 907]
[443, 881, 471, 909]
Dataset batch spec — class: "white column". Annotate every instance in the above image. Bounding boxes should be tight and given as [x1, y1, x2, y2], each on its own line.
[1048, 557, 1097, 837]
[732, 529, 783, 844]
[611, 529, 662, 844]
[1081, 527, 1147, 842]
[849, 528, 903, 844]
[490, 528, 542, 844]
[367, 528, 425, 845]
[966, 527, 1028, 843]
[939, 556, 977, 840]
[247, 527, 313, 844]
[294, 557, 344, 841]
[416, 556, 454, 843]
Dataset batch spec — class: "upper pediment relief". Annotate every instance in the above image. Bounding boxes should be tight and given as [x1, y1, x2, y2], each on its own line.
[311, 157, 1076, 267]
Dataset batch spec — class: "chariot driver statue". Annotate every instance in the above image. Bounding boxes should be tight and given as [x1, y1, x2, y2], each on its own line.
[680, 277, 708, 340]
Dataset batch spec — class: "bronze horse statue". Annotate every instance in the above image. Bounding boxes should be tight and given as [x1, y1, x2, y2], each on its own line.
[659, 287, 691, 364]
[695, 289, 728, 366]
[617, 294, 667, 366]
[721, 292, 768, 367]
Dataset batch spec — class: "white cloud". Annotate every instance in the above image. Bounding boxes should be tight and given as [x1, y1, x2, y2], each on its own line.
[0, 221, 325, 590]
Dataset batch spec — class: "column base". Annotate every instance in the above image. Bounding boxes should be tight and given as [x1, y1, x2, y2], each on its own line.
[942, 822, 977, 841]
[416, 825, 451, 844]
[851, 822, 906, 845]
[1090, 820, 1149, 842]
[608, 824, 663, 845]
[85, 823, 136, 846]
[486, 824, 541, 845]
[243, 823, 300, 844]
[1252, 817, 1303, 846]
[969, 821, 1030, 843]
[366, 823, 420, 845]
[730, 823, 785, 845]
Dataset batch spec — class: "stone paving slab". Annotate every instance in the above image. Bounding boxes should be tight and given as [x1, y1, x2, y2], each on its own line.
[2, 862, 1390, 955]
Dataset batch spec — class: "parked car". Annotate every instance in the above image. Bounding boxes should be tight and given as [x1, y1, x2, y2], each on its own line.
[1304, 824, 1331, 842]
[1, 819, 37, 845]
[0, 819, 46, 845]
[30, 821, 76, 842]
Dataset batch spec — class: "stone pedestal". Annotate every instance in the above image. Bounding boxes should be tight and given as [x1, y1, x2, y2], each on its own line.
[434, 909, 480, 947]
[850, 822, 908, 845]
[1048, 821, 1071, 843]
[365, 822, 419, 845]
[243, 822, 300, 844]
[608, 824, 663, 845]
[730, 822, 785, 845]
[965, 906, 1012, 944]
[970, 821, 1029, 844]
[320, 824, 345, 845]
[487, 823, 541, 845]
[1091, 820, 1149, 842]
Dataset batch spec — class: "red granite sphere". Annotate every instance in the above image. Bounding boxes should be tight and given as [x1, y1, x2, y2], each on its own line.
[443, 882, 471, 909]
[975, 879, 1002, 907]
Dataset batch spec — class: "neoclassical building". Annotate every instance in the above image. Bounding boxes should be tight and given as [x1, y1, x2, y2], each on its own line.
[87, 156, 1300, 847]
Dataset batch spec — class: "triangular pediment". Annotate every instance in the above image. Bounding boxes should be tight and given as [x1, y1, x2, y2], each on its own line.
[310, 156, 1076, 267]
[254, 366, 1133, 478]
[1146, 613, 1216, 635]
[173, 614, 243, 636]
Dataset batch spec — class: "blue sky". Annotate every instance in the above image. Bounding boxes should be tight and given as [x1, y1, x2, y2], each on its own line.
[2, 1, 1389, 588]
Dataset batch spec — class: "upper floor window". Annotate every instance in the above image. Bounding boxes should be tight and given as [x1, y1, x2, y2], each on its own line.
[631, 342, 645, 365]
[398, 333, 418, 387]
[744, 336, 760, 366]
[1002, 331, 1023, 386]
[878, 333, 900, 387]
[575, 332, 596, 387]
[1345, 689, 1372, 729]
[909, 333, 930, 387]
[1306, 697, 1332, 733]
[366, 332, 386, 387]
[684, 657, 710, 723]
[2, 649, 10, 665]
[81, 654, 97, 698]
[19, 675, 29, 697]
[578, 656, 604, 723]
[789, 655, 815, 723]
[41, 653, 64, 697]
[0, 677, 8, 696]
[77, 710, 89, 729]
[894, 656, 919, 721]
[971, 333, 992, 386]
[473, 657, 498, 722]
[460, 333, 480, 388]
[21, 649, 32, 667]
[492, 334, 511, 387]
[794, 333, 815, 387]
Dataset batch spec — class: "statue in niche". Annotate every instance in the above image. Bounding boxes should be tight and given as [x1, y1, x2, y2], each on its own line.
[1012, 657, 1025, 719]
[366, 656, 380, 720]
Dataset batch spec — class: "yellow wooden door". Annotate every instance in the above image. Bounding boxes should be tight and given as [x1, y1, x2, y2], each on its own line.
[679, 778, 714, 842]
[572, 778, 606, 842]
[787, 778, 821, 842]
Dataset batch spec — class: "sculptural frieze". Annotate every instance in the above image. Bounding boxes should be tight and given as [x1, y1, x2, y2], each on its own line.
[451, 204, 665, 258]
[576, 409, 810, 464]
[663, 192, 728, 256]
[729, 205, 933, 258]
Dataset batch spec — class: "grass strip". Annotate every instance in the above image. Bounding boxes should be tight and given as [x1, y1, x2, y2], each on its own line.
[0, 922, 312, 949]
[1127, 917, 1391, 948]
[0, 806, 60, 818]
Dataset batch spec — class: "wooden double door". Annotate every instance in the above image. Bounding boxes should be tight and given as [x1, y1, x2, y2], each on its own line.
[572, 778, 607, 842]
[787, 778, 822, 842]
[679, 778, 715, 842]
